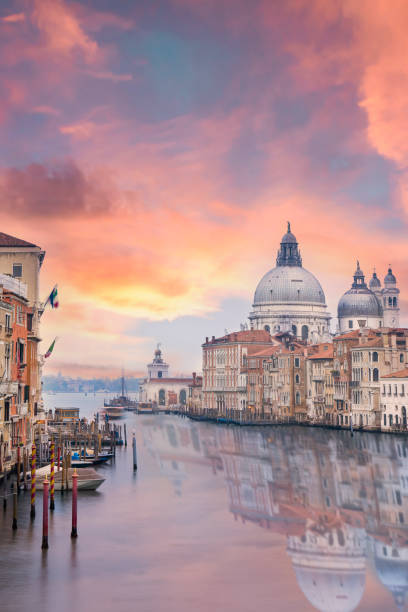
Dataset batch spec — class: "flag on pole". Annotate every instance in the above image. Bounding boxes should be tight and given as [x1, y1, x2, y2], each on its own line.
[44, 338, 57, 359]
[44, 285, 59, 309]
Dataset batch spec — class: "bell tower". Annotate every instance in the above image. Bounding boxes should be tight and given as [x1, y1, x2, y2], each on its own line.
[382, 266, 400, 328]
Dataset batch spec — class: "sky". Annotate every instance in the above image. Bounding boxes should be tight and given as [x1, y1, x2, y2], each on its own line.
[1, 0, 408, 378]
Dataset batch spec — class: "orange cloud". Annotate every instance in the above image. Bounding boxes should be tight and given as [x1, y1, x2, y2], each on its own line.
[32, 0, 98, 62]
[2, 13, 25, 23]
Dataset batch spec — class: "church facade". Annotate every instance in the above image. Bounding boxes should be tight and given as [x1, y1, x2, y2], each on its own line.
[138, 345, 193, 408]
[337, 263, 400, 333]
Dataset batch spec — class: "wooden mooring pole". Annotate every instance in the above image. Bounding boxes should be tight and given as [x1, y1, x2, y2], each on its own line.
[71, 470, 78, 538]
[30, 443, 36, 519]
[41, 478, 49, 550]
[132, 432, 137, 471]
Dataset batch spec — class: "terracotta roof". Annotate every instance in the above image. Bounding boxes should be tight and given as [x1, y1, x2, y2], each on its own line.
[248, 346, 281, 357]
[382, 368, 408, 379]
[204, 329, 272, 345]
[0, 232, 38, 248]
[308, 346, 334, 360]
[147, 378, 193, 384]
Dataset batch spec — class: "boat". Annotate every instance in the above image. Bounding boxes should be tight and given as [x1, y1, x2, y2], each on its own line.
[103, 369, 138, 416]
[71, 450, 113, 466]
[35, 465, 105, 491]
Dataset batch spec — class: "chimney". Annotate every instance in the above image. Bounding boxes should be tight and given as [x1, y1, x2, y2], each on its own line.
[212, 335, 215, 343]
[205, 337, 209, 344]
[193, 372, 196, 384]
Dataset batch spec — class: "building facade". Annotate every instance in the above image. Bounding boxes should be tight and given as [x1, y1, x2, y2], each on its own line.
[380, 368, 408, 431]
[202, 330, 273, 413]
[0, 232, 45, 472]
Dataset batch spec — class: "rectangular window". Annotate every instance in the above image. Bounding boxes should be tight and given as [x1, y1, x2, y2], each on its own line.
[12, 263, 22, 278]
[24, 385, 29, 402]
[349, 320, 353, 329]
[294, 358, 300, 368]
[27, 313, 33, 332]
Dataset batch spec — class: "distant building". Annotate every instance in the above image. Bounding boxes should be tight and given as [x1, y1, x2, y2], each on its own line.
[139, 345, 193, 408]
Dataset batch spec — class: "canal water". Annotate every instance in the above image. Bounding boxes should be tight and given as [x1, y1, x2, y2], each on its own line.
[1, 393, 407, 612]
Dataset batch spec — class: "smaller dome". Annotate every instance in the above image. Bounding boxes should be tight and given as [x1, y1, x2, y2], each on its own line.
[282, 231, 297, 244]
[384, 267, 397, 285]
[338, 290, 383, 318]
[281, 221, 297, 244]
[369, 271, 381, 289]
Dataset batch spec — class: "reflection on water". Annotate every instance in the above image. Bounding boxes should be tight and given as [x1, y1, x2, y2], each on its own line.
[142, 418, 408, 612]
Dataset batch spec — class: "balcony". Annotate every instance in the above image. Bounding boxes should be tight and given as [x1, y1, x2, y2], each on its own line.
[350, 381, 360, 388]
[0, 381, 18, 395]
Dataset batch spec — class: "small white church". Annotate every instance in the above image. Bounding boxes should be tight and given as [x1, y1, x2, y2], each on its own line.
[138, 345, 193, 408]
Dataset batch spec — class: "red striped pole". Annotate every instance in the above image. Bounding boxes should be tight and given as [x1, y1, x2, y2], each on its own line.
[41, 477, 49, 549]
[30, 443, 36, 519]
[71, 469, 78, 538]
[50, 442, 55, 511]
[16, 446, 21, 493]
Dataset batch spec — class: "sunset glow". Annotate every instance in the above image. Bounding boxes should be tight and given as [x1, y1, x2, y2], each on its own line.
[1, 0, 407, 375]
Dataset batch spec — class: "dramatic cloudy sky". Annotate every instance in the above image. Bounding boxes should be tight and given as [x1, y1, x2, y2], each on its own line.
[1, 0, 407, 377]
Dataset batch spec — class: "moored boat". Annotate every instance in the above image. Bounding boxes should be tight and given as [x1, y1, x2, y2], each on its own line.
[35, 465, 105, 491]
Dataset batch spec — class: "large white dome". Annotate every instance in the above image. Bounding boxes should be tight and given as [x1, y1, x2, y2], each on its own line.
[254, 265, 326, 306]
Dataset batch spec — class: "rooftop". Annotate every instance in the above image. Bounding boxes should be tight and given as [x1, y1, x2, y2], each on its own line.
[203, 330, 272, 345]
[0, 232, 39, 248]
[148, 377, 194, 384]
[308, 344, 334, 359]
[382, 368, 408, 379]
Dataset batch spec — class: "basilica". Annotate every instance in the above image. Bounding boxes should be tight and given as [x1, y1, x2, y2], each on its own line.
[249, 223, 400, 340]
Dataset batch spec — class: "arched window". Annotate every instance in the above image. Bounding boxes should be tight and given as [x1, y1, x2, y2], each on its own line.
[158, 371, 163, 378]
[159, 389, 166, 405]
[389, 414, 393, 426]
[393, 297, 397, 307]
[264, 325, 270, 333]
[301, 325, 309, 341]
[292, 324, 297, 336]
[295, 374, 300, 384]
[295, 391, 301, 405]
[389, 297, 393, 306]
[179, 389, 187, 405]
[373, 368, 379, 382]
[400, 354, 404, 363]
[372, 352, 378, 362]
[403, 406, 407, 427]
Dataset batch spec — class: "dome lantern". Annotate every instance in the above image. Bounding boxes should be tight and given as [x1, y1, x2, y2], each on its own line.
[276, 222, 302, 267]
